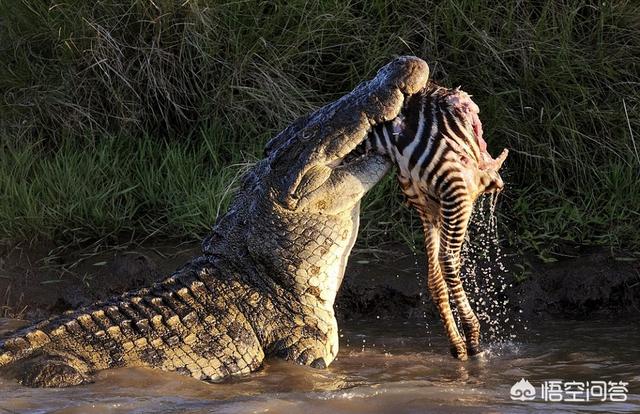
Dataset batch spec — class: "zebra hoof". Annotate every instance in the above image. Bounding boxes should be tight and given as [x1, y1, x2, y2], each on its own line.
[470, 350, 486, 360]
[467, 343, 483, 357]
[450, 344, 468, 361]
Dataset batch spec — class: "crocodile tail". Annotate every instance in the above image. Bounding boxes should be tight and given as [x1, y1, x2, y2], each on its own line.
[0, 306, 113, 369]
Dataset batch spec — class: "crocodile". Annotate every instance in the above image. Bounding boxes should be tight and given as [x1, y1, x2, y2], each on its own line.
[0, 56, 430, 387]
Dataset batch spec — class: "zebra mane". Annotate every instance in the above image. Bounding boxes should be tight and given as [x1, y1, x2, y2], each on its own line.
[417, 81, 460, 99]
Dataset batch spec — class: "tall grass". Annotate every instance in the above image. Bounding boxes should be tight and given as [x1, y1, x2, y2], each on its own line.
[0, 127, 263, 243]
[1, 0, 639, 251]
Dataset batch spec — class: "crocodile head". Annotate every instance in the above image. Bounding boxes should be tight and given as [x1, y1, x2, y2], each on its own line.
[202, 57, 429, 359]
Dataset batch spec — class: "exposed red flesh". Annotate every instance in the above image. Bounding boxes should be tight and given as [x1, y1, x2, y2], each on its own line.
[445, 92, 507, 171]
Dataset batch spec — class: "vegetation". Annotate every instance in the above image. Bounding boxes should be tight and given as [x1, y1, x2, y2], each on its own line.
[1, 0, 639, 254]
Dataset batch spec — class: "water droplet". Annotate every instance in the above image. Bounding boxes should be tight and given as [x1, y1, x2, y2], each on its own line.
[460, 193, 527, 344]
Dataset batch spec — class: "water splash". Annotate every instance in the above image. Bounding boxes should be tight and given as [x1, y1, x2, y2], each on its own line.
[460, 193, 526, 344]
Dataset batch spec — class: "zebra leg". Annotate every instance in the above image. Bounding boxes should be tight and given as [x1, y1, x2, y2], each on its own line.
[423, 223, 467, 360]
[439, 200, 482, 356]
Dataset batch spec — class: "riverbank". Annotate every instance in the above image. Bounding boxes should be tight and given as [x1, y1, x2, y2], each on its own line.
[1, 240, 637, 325]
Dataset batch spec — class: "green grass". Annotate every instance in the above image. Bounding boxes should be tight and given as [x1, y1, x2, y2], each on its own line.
[0, 127, 263, 243]
[1, 0, 639, 252]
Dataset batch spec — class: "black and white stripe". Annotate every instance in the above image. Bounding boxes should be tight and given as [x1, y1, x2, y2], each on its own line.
[367, 84, 486, 359]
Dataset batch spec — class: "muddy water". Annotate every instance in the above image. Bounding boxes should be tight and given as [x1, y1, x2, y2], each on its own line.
[0, 318, 638, 414]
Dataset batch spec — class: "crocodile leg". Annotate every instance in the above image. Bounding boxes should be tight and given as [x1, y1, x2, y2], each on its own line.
[7, 353, 91, 387]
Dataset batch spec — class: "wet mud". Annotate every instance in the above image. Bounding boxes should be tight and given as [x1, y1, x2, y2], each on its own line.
[1, 240, 638, 325]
